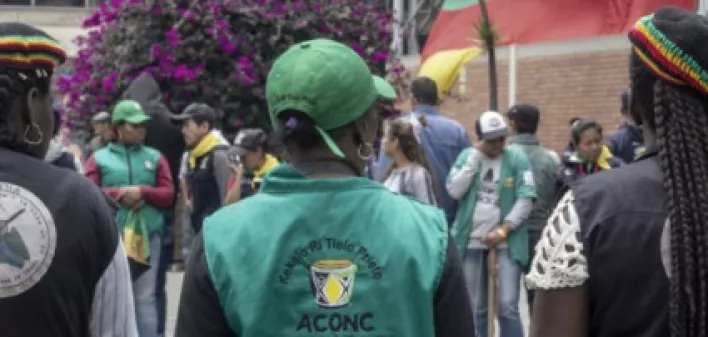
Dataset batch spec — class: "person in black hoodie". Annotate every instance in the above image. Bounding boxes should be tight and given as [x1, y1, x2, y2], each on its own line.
[121, 73, 184, 337]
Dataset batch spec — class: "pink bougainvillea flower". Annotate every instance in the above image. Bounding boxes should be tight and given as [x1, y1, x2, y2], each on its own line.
[101, 71, 119, 92]
[61, 0, 403, 126]
[165, 28, 181, 48]
[150, 43, 162, 59]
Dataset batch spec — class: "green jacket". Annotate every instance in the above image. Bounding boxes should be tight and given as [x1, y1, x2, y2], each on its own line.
[94, 143, 164, 236]
[448, 146, 537, 266]
[508, 134, 560, 232]
[203, 164, 447, 336]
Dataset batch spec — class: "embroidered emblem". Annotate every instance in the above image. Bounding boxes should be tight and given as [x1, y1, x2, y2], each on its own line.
[0, 182, 56, 298]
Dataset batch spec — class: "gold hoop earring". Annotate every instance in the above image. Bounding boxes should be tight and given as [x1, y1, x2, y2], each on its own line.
[357, 142, 375, 161]
[23, 123, 44, 146]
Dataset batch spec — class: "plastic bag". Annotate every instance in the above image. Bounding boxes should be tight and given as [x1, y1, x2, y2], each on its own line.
[123, 209, 150, 281]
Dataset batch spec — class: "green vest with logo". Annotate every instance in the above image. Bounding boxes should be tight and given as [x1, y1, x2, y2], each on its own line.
[94, 143, 164, 236]
[449, 146, 537, 266]
[203, 164, 448, 336]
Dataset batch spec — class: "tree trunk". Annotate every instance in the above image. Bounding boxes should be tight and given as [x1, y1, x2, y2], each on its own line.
[477, 0, 498, 111]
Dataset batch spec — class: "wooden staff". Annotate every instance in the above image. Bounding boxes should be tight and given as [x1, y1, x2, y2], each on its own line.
[487, 249, 499, 337]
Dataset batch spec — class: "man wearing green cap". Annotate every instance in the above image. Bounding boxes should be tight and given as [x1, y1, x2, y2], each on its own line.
[85, 99, 175, 337]
[176, 39, 472, 337]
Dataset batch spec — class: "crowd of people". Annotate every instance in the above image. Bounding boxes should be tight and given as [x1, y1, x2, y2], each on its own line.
[2, 5, 708, 337]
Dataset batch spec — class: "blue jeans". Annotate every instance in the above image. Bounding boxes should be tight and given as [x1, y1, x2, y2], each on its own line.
[156, 212, 173, 335]
[181, 208, 194, 262]
[463, 248, 524, 337]
[134, 235, 161, 337]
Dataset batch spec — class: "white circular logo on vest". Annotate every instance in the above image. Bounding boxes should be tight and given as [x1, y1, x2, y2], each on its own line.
[0, 182, 56, 298]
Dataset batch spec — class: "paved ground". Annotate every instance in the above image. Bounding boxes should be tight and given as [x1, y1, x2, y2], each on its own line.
[164, 272, 531, 337]
[165, 272, 184, 337]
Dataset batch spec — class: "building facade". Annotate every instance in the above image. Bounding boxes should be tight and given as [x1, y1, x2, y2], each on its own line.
[401, 34, 632, 152]
[0, 7, 89, 56]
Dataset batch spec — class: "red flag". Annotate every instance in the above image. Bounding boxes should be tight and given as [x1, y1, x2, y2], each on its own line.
[422, 0, 697, 62]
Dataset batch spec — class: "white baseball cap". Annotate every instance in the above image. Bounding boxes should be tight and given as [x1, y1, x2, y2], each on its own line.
[475, 110, 509, 140]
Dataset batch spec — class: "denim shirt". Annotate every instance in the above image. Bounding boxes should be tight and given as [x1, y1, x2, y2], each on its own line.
[376, 104, 471, 223]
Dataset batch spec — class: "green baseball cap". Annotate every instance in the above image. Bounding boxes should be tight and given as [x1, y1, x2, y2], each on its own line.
[373, 75, 397, 102]
[112, 100, 151, 124]
[266, 39, 379, 158]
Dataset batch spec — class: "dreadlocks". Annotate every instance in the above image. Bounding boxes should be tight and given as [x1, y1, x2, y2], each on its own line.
[628, 10, 708, 336]
[657, 80, 708, 337]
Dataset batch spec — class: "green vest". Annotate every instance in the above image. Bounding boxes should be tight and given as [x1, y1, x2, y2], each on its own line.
[203, 164, 448, 336]
[449, 146, 537, 266]
[94, 143, 164, 236]
[508, 134, 559, 231]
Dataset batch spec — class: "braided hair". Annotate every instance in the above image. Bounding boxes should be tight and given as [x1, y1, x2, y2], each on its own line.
[0, 23, 65, 155]
[628, 8, 708, 336]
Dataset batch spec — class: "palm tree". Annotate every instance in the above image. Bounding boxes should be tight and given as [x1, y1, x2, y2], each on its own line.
[474, 0, 498, 111]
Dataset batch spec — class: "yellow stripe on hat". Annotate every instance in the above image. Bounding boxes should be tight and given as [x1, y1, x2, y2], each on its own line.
[632, 47, 685, 86]
[633, 18, 708, 94]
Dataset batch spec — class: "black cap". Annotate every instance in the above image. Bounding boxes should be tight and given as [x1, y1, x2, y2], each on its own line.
[507, 104, 539, 120]
[231, 128, 268, 155]
[170, 103, 216, 123]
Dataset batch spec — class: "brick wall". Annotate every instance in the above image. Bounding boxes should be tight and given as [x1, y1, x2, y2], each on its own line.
[407, 47, 633, 152]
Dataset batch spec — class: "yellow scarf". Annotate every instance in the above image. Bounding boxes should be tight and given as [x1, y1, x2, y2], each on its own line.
[254, 154, 279, 179]
[251, 154, 279, 189]
[189, 132, 223, 169]
[597, 145, 613, 170]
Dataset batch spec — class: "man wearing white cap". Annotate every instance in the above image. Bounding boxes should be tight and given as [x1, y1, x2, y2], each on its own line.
[446, 110, 537, 337]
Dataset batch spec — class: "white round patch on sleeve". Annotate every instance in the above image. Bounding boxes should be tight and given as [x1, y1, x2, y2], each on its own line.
[0, 182, 57, 298]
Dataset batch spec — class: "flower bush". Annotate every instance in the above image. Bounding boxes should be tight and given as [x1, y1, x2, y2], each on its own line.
[59, 0, 408, 130]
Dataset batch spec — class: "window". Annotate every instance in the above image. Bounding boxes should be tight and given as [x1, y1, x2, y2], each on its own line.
[34, 0, 85, 6]
[0, 0, 32, 5]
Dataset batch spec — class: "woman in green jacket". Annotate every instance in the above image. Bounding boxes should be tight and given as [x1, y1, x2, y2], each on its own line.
[175, 39, 473, 337]
[85, 99, 174, 337]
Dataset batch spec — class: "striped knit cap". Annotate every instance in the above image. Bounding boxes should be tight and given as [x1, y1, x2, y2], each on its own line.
[628, 6, 708, 95]
[0, 22, 66, 73]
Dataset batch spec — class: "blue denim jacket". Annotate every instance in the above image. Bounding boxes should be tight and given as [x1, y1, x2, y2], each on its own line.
[375, 105, 471, 223]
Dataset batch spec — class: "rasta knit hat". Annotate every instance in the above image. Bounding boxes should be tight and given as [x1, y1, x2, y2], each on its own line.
[628, 6, 708, 95]
[0, 23, 66, 71]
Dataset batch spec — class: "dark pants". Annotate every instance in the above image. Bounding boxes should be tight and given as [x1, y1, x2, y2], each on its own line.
[525, 229, 543, 313]
[156, 211, 174, 335]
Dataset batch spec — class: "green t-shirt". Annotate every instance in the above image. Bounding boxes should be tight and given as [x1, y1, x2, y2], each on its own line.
[202, 164, 448, 336]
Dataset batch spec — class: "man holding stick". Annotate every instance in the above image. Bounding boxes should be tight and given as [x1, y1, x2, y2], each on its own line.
[447, 111, 536, 337]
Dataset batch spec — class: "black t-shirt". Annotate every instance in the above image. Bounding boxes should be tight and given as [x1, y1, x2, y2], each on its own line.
[0, 148, 119, 337]
[573, 153, 670, 337]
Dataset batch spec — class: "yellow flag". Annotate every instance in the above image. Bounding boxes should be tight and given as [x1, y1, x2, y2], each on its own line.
[418, 47, 483, 93]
